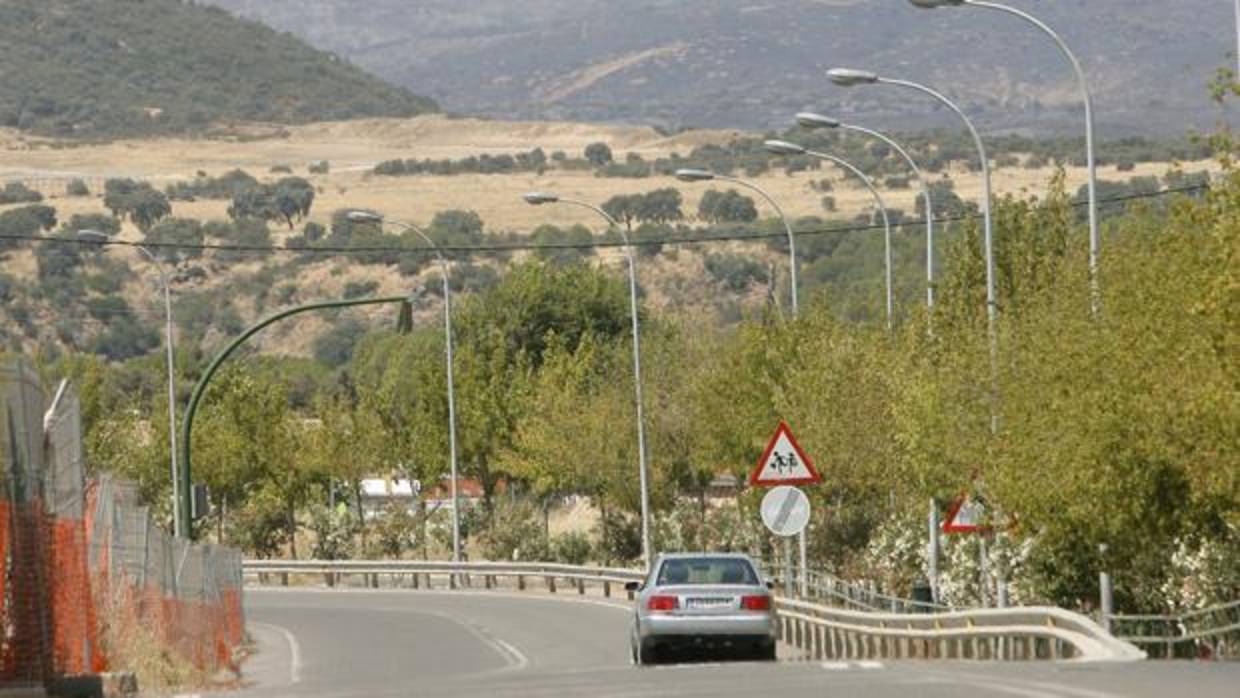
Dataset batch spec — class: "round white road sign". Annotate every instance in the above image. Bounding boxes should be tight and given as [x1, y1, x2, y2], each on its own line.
[760, 486, 811, 537]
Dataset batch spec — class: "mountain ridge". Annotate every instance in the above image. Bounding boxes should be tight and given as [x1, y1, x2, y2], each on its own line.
[0, 0, 438, 137]
[203, 0, 1236, 136]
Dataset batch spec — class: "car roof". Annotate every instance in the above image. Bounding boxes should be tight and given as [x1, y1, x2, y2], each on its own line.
[655, 552, 756, 561]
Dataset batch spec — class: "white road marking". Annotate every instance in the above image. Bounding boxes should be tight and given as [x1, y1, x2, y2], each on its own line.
[493, 637, 531, 672]
[248, 585, 634, 612]
[820, 661, 884, 671]
[251, 621, 302, 685]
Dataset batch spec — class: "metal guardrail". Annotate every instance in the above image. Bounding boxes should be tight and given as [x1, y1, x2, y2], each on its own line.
[1110, 600, 1240, 659]
[243, 560, 1142, 662]
[762, 565, 953, 614]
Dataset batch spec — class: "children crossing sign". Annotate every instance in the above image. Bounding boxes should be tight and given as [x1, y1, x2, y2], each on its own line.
[749, 422, 822, 487]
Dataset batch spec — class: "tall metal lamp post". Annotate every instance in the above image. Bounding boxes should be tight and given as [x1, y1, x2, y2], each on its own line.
[79, 229, 183, 537]
[674, 169, 800, 318]
[795, 112, 936, 315]
[763, 140, 895, 332]
[829, 67, 999, 432]
[521, 192, 654, 573]
[909, 0, 1100, 314]
[346, 210, 463, 565]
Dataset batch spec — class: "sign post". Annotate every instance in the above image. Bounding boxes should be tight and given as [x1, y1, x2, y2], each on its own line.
[751, 422, 821, 598]
[942, 493, 992, 606]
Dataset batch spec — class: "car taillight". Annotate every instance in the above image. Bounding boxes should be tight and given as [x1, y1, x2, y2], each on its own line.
[741, 595, 772, 611]
[647, 595, 679, 612]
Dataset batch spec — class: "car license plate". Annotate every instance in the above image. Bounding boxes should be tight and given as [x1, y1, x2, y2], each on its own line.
[686, 597, 733, 610]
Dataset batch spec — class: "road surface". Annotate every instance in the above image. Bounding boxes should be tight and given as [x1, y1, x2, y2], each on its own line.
[229, 588, 1239, 698]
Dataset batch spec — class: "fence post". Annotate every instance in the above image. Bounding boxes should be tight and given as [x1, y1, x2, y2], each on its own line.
[1099, 571, 1113, 634]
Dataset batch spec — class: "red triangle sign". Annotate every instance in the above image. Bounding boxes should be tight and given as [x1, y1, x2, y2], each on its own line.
[750, 422, 822, 487]
[943, 493, 990, 535]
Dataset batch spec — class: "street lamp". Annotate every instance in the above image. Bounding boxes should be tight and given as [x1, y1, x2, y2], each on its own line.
[829, 67, 999, 431]
[346, 209, 463, 565]
[796, 112, 936, 315]
[763, 141, 894, 332]
[522, 192, 654, 573]
[78, 229, 183, 537]
[674, 169, 800, 318]
[909, 0, 1101, 315]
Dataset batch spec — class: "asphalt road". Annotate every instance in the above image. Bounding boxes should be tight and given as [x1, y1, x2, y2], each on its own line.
[229, 588, 1239, 698]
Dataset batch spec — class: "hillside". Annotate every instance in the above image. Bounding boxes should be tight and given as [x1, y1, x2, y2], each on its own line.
[0, 116, 1213, 365]
[0, 0, 437, 137]
[206, 0, 1235, 135]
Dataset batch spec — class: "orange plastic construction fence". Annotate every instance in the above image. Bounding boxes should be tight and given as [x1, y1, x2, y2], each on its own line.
[50, 518, 98, 676]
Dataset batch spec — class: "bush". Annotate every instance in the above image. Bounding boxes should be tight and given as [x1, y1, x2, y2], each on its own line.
[364, 502, 420, 559]
[552, 531, 593, 565]
[704, 253, 770, 291]
[598, 510, 642, 565]
[698, 189, 758, 224]
[66, 213, 120, 237]
[66, 179, 91, 197]
[343, 280, 380, 299]
[0, 204, 58, 250]
[308, 503, 359, 560]
[308, 161, 330, 174]
[313, 317, 367, 367]
[479, 499, 550, 561]
[0, 181, 43, 204]
[89, 315, 159, 361]
[584, 142, 613, 166]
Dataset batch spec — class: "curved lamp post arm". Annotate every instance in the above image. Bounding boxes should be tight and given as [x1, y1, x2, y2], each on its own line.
[548, 196, 651, 573]
[713, 176, 799, 318]
[178, 295, 409, 539]
[806, 151, 894, 332]
[880, 78, 996, 333]
[842, 124, 935, 313]
[555, 198, 628, 245]
[963, 0, 1098, 314]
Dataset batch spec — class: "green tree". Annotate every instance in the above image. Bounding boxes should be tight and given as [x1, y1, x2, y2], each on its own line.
[144, 217, 203, 264]
[584, 142, 614, 167]
[698, 189, 757, 223]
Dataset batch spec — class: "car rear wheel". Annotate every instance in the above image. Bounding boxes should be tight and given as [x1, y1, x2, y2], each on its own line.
[754, 642, 776, 662]
[637, 640, 659, 666]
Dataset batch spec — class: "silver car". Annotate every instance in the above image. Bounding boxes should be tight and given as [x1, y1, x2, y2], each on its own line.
[626, 553, 778, 665]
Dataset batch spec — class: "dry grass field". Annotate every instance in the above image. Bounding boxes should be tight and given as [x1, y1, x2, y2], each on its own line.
[1, 114, 1210, 236]
[0, 115, 1216, 358]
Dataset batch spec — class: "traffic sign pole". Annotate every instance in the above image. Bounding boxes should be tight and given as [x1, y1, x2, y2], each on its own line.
[798, 530, 808, 597]
[784, 538, 794, 597]
[752, 423, 820, 599]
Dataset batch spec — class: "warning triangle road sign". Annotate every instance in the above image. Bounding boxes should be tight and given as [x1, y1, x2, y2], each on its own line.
[943, 494, 990, 535]
[750, 422, 822, 487]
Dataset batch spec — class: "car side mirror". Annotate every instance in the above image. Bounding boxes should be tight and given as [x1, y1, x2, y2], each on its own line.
[624, 581, 641, 592]
[765, 580, 775, 590]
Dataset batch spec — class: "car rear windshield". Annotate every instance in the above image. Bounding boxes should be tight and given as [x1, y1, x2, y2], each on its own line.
[656, 558, 759, 586]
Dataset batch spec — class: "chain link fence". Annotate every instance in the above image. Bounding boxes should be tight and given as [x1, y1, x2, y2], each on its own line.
[1, 358, 244, 691]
